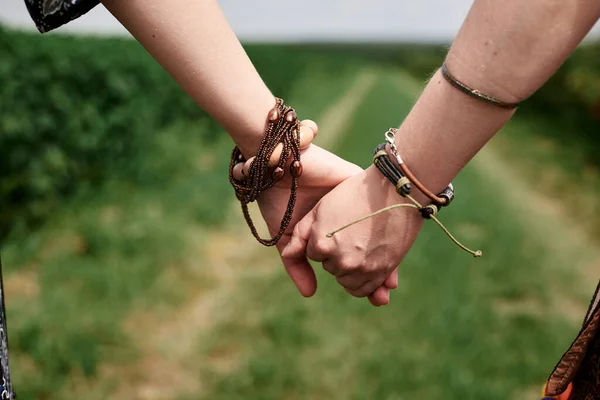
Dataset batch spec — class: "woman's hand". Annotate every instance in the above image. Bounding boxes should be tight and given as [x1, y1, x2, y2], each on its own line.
[282, 165, 425, 305]
[256, 136, 362, 297]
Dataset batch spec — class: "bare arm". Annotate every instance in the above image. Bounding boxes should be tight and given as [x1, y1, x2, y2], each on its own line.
[101, 0, 273, 156]
[101, 0, 367, 300]
[285, 0, 600, 302]
[397, 0, 600, 194]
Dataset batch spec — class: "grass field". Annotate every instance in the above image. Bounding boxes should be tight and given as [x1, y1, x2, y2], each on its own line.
[3, 56, 599, 399]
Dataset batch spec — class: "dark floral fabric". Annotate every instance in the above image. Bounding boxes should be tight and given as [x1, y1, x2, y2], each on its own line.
[570, 317, 600, 399]
[0, 258, 14, 400]
[545, 282, 600, 399]
[24, 0, 100, 33]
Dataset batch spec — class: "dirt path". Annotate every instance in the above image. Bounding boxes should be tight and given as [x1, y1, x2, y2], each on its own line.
[471, 144, 599, 314]
[110, 69, 378, 400]
[109, 68, 600, 399]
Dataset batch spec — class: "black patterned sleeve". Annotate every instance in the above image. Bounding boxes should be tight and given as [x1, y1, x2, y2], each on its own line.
[24, 0, 101, 33]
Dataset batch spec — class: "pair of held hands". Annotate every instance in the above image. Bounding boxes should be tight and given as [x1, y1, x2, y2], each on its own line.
[249, 120, 425, 307]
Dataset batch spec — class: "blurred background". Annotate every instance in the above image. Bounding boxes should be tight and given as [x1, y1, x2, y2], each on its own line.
[1, 1, 600, 399]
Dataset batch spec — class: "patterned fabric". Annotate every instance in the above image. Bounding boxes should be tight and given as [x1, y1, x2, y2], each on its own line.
[569, 329, 600, 399]
[24, 0, 100, 33]
[544, 281, 600, 400]
[0, 258, 14, 400]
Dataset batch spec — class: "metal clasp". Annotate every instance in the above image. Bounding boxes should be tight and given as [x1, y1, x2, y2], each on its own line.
[384, 128, 403, 165]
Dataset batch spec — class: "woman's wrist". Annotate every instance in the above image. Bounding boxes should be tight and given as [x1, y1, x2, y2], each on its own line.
[229, 94, 277, 158]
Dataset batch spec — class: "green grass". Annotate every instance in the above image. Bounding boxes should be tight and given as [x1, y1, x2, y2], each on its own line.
[493, 116, 600, 238]
[198, 69, 588, 400]
[2, 47, 596, 400]
[3, 121, 234, 399]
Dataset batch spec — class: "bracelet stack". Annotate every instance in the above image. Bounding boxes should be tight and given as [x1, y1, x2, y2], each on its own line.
[375, 127, 481, 257]
[327, 127, 482, 258]
[229, 98, 303, 246]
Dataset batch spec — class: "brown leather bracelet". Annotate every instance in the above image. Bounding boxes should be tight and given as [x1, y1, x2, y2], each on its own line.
[384, 128, 453, 207]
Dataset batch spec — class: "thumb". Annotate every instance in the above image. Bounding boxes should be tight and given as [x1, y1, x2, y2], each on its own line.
[383, 268, 398, 289]
[279, 210, 317, 297]
[281, 209, 314, 260]
[279, 248, 317, 297]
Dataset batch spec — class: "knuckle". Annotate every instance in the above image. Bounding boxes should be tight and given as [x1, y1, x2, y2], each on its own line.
[338, 261, 357, 274]
[345, 287, 368, 298]
[338, 256, 363, 274]
[312, 237, 332, 256]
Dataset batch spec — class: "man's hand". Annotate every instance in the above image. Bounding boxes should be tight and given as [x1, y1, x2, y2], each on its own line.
[282, 165, 425, 305]
[251, 121, 397, 305]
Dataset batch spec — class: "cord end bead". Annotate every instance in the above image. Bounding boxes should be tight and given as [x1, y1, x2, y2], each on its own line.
[420, 204, 439, 219]
[474, 250, 483, 258]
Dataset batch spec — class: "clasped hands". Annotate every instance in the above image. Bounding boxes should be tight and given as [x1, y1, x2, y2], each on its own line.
[250, 120, 425, 307]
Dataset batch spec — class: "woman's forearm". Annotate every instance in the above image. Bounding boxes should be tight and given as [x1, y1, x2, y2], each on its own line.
[395, 0, 600, 193]
[101, 0, 274, 156]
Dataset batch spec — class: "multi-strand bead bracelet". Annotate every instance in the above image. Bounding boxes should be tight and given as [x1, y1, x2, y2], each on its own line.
[229, 98, 314, 246]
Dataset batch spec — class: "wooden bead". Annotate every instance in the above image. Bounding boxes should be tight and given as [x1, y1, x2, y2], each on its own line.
[232, 162, 245, 181]
[268, 108, 280, 123]
[285, 110, 297, 123]
[290, 160, 303, 178]
[272, 167, 285, 182]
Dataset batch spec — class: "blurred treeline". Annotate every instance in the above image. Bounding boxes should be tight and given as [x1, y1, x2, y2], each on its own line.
[0, 27, 342, 240]
[1, 26, 599, 240]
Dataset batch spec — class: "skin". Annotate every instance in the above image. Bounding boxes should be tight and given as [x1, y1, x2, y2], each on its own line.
[283, 0, 600, 301]
[101, 0, 600, 305]
[100, 0, 396, 305]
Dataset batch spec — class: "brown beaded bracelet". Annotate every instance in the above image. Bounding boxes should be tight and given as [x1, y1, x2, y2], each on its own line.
[441, 62, 520, 109]
[229, 98, 302, 247]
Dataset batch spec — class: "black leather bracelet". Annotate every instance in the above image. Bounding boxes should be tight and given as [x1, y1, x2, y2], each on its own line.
[441, 62, 520, 109]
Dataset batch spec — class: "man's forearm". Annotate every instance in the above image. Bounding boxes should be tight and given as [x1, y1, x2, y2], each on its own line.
[101, 0, 274, 156]
[394, 0, 600, 194]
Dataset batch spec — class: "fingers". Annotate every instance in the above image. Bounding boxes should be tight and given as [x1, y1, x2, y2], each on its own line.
[266, 120, 317, 167]
[232, 162, 245, 181]
[344, 279, 382, 299]
[335, 267, 398, 306]
[236, 120, 318, 178]
[281, 209, 315, 261]
[384, 268, 398, 289]
[301, 119, 318, 137]
[368, 286, 390, 306]
[279, 243, 318, 297]
[298, 125, 314, 150]
[267, 144, 284, 168]
[232, 156, 255, 181]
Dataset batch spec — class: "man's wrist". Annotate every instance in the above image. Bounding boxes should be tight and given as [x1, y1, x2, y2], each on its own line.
[365, 165, 430, 207]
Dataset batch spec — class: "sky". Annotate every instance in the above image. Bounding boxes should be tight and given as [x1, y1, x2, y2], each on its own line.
[1, 0, 599, 42]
